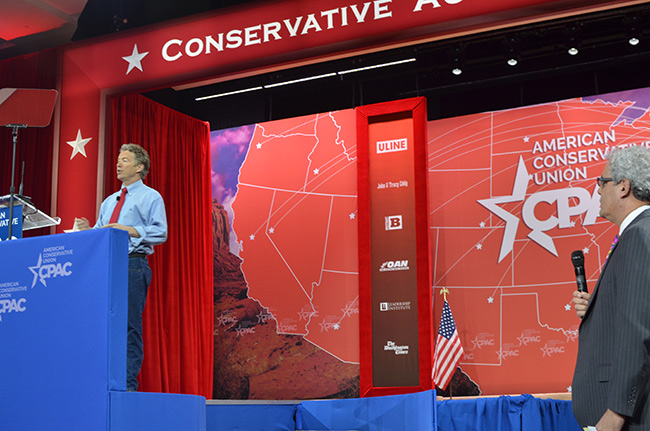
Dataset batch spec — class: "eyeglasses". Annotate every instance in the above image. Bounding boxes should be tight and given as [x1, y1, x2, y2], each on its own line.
[596, 177, 614, 187]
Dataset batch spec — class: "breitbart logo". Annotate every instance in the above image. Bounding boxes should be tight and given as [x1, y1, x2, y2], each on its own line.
[385, 215, 403, 230]
[379, 260, 409, 272]
[377, 138, 407, 154]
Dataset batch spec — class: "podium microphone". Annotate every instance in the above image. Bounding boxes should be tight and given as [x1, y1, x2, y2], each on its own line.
[571, 250, 588, 293]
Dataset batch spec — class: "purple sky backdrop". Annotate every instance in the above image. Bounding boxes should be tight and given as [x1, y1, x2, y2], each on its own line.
[210, 124, 255, 255]
[583, 88, 650, 126]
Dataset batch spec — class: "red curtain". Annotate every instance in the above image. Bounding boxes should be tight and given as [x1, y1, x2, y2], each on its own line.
[108, 93, 213, 397]
[0, 50, 59, 237]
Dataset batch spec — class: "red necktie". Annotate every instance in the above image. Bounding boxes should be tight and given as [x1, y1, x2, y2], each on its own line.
[109, 188, 127, 224]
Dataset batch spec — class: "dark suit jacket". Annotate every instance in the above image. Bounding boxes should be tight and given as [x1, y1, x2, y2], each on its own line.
[572, 208, 650, 429]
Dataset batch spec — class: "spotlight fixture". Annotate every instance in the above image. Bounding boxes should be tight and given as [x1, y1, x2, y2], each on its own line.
[625, 14, 642, 46]
[503, 36, 520, 67]
[449, 44, 465, 76]
[565, 24, 582, 56]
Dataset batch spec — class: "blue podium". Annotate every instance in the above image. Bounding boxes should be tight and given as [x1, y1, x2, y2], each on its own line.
[0, 229, 205, 431]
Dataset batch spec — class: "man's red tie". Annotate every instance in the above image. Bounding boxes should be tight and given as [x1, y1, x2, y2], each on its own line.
[109, 188, 127, 224]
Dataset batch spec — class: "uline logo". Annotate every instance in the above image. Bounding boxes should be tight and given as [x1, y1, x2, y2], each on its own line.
[28, 254, 73, 288]
[385, 215, 403, 230]
[379, 260, 409, 272]
[377, 138, 407, 154]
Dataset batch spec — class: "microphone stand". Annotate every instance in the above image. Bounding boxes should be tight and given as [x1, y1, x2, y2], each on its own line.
[7, 124, 26, 240]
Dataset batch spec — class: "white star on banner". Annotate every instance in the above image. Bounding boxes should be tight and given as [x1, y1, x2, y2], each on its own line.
[269, 227, 275, 234]
[249, 234, 255, 240]
[349, 213, 356, 220]
[583, 247, 590, 254]
[479, 221, 486, 228]
[256, 143, 262, 149]
[487, 296, 494, 304]
[313, 168, 320, 175]
[122, 44, 149, 75]
[67, 129, 92, 160]
[565, 304, 572, 311]
[476, 243, 483, 250]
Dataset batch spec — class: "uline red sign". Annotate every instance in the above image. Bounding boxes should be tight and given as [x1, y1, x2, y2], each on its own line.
[377, 138, 408, 154]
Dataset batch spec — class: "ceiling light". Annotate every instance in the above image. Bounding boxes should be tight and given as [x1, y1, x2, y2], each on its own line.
[338, 58, 416, 75]
[504, 36, 520, 67]
[195, 86, 263, 101]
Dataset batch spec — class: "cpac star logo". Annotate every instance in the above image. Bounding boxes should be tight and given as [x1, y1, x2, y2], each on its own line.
[478, 156, 600, 262]
[66, 129, 92, 160]
[29, 254, 45, 288]
[28, 254, 73, 288]
[122, 44, 149, 75]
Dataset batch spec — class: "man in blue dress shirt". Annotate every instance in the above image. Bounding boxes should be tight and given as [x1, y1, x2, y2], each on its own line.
[76, 143, 167, 391]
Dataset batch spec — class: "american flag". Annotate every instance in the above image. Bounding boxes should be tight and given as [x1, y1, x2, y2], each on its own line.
[433, 300, 464, 390]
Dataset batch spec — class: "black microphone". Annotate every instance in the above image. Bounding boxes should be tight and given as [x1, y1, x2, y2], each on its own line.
[571, 250, 588, 293]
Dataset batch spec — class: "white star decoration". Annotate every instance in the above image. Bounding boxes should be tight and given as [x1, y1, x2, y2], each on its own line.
[122, 44, 149, 75]
[565, 304, 572, 311]
[66, 129, 92, 160]
[269, 227, 275, 234]
[249, 234, 255, 240]
[333, 323, 340, 330]
[523, 136, 530, 143]
[479, 221, 486, 228]
[256, 143, 262, 149]
[349, 213, 356, 220]
[476, 243, 482, 250]
[487, 296, 494, 304]
[313, 168, 320, 175]
[583, 247, 590, 254]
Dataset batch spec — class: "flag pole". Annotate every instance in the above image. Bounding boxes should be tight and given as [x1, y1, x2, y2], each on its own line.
[439, 287, 453, 400]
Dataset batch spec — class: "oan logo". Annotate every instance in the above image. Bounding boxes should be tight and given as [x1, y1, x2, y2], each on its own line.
[379, 260, 409, 272]
[28, 254, 73, 288]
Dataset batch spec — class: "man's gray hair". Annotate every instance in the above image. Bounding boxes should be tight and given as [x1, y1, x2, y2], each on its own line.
[120, 143, 150, 179]
[608, 145, 650, 202]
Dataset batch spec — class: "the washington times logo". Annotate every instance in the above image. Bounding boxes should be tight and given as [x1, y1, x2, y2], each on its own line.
[28, 254, 73, 288]
[377, 138, 407, 154]
[379, 260, 409, 272]
[384, 340, 409, 355]
[385, 215, 403, 230]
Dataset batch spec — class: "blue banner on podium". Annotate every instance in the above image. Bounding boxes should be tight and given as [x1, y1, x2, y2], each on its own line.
[0, 228, 207, 431]
[0, 204, 22, 240]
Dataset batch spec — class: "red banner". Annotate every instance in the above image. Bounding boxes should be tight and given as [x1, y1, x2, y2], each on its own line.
[358, 97, 432, 397]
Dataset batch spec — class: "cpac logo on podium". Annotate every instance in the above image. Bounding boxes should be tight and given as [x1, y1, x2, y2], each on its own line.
[479, 156, 600, 262]
[28, 254, 73, 288]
